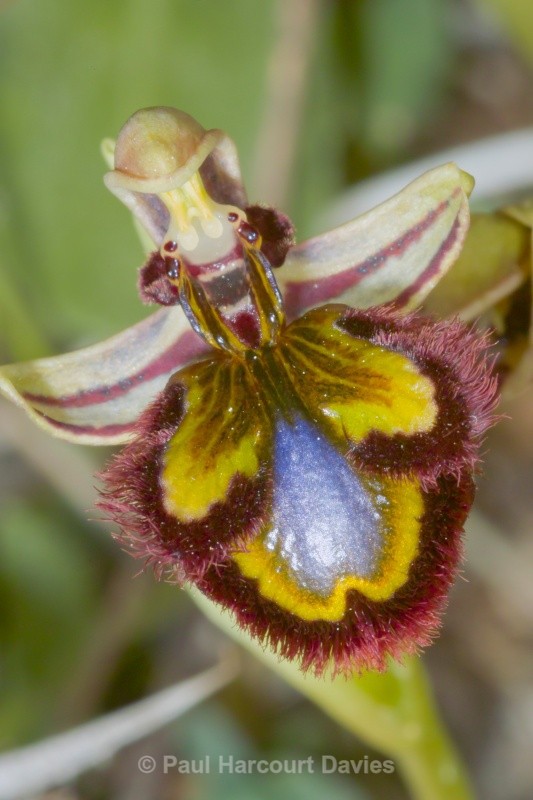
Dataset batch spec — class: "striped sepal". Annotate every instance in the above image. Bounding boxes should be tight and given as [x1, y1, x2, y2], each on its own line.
[278, 163, 473, 319]
[0, 307, 209, 444]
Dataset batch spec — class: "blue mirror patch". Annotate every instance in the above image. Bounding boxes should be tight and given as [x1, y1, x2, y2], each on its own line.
[266, 417, 382, 595]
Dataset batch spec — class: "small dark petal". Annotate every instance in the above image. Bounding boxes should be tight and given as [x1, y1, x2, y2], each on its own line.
[245, 204, 295, 267]
[138, 251, 180, 306]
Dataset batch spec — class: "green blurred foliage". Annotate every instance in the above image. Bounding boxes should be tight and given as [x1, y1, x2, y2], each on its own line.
[294, 0, 453, 237]
[357, 0, 451, 155]
[338, 0, 451, 158]
[0, 496, 101, 744]
[1, 0, 532, 797]
[477, 0, 533, 64]
[0, 0, 274, 347]
[0, 0, 458, 785]
[174, 703, 368, 800]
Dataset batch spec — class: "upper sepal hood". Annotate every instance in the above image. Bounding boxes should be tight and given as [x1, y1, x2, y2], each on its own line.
[104, 106, 247, 247]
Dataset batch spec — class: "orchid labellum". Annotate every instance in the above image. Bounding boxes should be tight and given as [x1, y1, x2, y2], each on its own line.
[0, 107, 498, 673]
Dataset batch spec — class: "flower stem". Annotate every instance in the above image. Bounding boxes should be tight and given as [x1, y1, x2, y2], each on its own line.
[190, 589, 474, 800]
[398, 730, 474, 800]
[391, 658, 475, 800]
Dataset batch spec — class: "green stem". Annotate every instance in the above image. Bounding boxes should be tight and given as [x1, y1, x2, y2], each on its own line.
[190, 589, 474, 800]
[392, 659, 474, 800]
[398, 732, 474, 800]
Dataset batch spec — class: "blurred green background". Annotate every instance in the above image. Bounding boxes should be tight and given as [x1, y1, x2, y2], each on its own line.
[1, 1, 533, 799]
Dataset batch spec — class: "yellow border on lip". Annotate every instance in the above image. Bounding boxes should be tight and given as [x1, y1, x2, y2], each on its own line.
[233, 475, 423, 622]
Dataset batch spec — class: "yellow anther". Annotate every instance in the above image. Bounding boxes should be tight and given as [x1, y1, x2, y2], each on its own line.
[159, 172, 228, 253]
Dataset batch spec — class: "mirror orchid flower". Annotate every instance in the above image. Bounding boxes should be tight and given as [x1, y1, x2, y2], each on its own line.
[0, 107, 498, 674]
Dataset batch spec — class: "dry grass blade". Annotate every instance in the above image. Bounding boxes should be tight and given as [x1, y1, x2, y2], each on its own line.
[0, 656, 239, 800]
